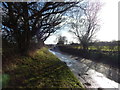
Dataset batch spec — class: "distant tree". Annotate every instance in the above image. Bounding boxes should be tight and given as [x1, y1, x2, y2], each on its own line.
[69, 1, 102, 52]
[57, 36, 67, 45]
[2, 2, 78, 54]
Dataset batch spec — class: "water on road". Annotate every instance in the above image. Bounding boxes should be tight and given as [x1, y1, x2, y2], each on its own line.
[49, 49, 120, 89]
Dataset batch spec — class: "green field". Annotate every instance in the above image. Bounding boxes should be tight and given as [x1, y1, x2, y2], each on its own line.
[73, 45, 119, 51]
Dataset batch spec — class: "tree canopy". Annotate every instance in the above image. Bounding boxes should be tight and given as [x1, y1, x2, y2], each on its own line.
[2, 2, 78, 54]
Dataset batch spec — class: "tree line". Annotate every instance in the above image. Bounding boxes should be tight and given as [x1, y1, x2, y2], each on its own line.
[2, 1, 103, 56]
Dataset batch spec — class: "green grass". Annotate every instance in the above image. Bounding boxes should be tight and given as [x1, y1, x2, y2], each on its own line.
[3, 47, 84, 88]
[2, 74, 10, 87]
[73, 45, 119, 51]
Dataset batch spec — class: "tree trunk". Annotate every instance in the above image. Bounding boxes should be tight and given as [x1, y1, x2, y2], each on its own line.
[82, 44, 89, 58]
[21, 2, 30, 55]
[38, 39, 44, 48]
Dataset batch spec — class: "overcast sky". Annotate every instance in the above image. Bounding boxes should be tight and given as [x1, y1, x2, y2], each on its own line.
[45, 0, 119, 44]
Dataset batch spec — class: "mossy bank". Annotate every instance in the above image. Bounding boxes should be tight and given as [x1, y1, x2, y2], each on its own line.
[3, 47, 84, 88]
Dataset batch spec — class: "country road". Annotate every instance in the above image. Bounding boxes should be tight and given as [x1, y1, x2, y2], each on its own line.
[49, 48, 120, 89]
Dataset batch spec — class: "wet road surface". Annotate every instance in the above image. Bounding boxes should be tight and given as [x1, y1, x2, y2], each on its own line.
[49, 49, 120, 89]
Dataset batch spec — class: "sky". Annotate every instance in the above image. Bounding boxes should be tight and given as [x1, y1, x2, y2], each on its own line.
[45, 0, 119, 44]
[96, 0, 119, 41]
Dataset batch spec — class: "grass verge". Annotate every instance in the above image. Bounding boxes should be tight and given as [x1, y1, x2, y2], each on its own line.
[3, 47, 84, 88]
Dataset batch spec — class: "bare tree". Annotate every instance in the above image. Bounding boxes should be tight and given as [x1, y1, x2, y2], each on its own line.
[34, 14, 64, 46]
[57, 35, 67, 45]
[69, 1, 102, 52]
[2, 2, 78, 54]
